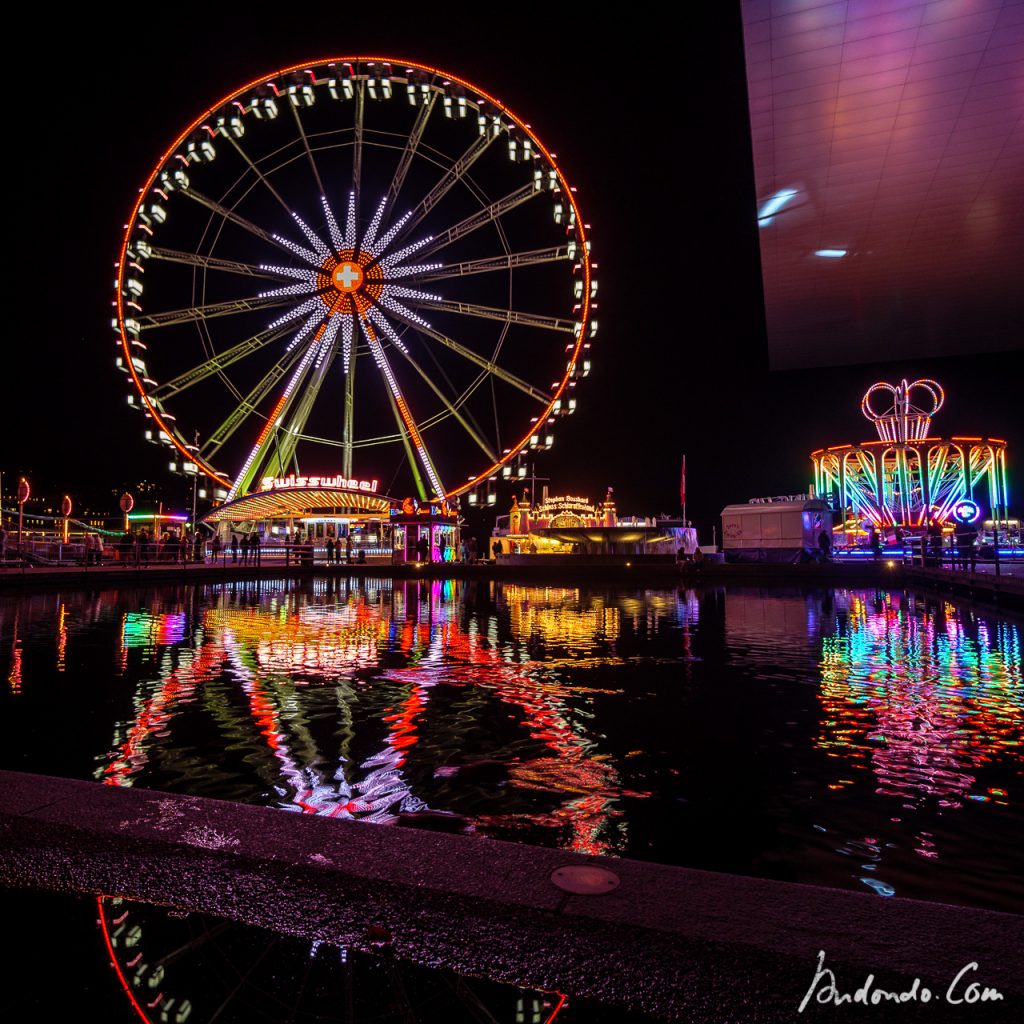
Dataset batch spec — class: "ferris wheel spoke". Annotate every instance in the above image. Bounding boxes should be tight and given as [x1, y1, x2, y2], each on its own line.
[227, 337, 328, 498]
[223, 134, 294, 217]
[202, 345, 307, 460]
[401, 245, 571, 283]
[138, 294, 293, 330]
[342, 335, 357, 478]
[352, 82, 365, 237]
[149, 920, 236, 970]
[401, 296, 576, 334]
[288, 100, 326, 198]
[344, 191, 358, 249]
[322, 194, 344, 253]
[366, 307, 496, 462]
[390, 336, 498, 464]
[151, 323, 296, 401]
[267, 337, 337, 475]
[383, 386, 427, 501]
[359, 316, 445, 498]
[393, 132, 498, 246]
[384, 311, 550, 404]
[378, 92, 437, 230]
[145, 246, 291, 282]
[414, 183, 539, 261]
[208, 937, 280, 1024]
[182, 188, 303, 261]
[258, 281, 321, 302]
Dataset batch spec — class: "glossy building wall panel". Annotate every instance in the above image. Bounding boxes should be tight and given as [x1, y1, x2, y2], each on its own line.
[741, 0, 1024, 368]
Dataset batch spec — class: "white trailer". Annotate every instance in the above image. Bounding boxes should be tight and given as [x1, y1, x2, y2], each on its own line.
[721, 496, 833, 563]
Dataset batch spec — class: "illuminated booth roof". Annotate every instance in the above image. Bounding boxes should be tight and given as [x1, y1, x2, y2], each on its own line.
[742, 0, 1024, 368]
[205, 486, 392, 523]
[493, 489, 696, 558]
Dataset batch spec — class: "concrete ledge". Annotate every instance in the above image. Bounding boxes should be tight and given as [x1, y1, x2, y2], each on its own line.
[1, 772, 1021, 1022]
[904, 566, 1024, 610]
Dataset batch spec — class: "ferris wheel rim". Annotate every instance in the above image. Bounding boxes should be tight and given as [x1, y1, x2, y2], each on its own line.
[116, 56, 593, 499]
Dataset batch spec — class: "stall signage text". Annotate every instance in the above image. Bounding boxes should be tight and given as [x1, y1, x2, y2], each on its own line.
[261, 475, 379, 493]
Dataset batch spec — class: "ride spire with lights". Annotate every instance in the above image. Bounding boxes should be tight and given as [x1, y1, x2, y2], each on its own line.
[811, 379, 1009, 533]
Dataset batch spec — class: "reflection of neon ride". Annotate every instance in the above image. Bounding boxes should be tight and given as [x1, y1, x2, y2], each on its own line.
[811, 379, 1009, 533]
[114, 58, 594, 506]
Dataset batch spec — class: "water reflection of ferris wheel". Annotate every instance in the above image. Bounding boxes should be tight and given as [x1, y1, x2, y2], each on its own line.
[115, 58, 595, 503]
[98, 894, 568, 1024]
[102, 579, 626, 853]
[96, 584, 632, 1024]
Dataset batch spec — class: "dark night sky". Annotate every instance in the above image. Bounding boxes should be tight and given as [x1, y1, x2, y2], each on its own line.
[6, 6, 1022, 532]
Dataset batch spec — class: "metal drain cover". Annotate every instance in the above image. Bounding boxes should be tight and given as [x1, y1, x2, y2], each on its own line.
[550, 865, 620, 895]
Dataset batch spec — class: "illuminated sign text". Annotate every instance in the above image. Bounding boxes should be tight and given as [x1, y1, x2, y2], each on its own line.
[261, 475, 379, 493]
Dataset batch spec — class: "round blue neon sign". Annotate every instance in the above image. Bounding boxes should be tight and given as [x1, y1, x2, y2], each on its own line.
[951, 499, 982, 525]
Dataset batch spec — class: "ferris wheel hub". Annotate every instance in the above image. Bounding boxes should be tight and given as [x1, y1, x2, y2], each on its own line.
[333, 262, 364, 292]
[317, 250, 383, 316]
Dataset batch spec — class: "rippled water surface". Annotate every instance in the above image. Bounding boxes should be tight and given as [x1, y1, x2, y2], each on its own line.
[2, 578, 1021, 911]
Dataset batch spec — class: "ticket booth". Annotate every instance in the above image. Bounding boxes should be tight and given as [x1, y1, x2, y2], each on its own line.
[389, 501, 460, 563]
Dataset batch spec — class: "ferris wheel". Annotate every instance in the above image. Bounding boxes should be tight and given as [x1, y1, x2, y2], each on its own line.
[114, 58, 595, 504]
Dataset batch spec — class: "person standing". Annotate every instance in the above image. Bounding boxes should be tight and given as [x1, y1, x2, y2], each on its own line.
[867, 525, 881, 559]
[439, 533, 447, 562]
[817, 529, 832, 562]
[964, 525, 978, 572]
[926, 520, 943, 568]
[325, 536, 335, 565]
[468, 536, 477, 562]
[956, 523, 978, 572]
[345, 534, 353, 564]
[231, 534, 239, 563]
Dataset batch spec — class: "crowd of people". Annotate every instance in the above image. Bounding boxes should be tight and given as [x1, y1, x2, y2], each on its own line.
[3, 522, 490, 569]
[861, 521, 982, 569]
[117, 529, 203, 564]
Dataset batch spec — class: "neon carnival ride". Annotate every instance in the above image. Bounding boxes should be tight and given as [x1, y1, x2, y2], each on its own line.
[811, 379, 1009, 538]
[114, 58, 595, 507]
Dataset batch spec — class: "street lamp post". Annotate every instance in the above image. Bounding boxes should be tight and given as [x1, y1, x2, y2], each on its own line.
[61, 495, 72, 546]
[120, 492, 134, 535]
[120, 493, 134, 564]
[190, 432, 200, 563]
[16, 477, 30, 556]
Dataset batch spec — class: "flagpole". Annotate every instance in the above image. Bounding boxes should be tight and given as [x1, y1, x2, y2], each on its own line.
[680, 454, 687, 526]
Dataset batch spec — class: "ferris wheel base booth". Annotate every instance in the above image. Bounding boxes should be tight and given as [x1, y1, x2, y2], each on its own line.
[203, 481, 459, 563]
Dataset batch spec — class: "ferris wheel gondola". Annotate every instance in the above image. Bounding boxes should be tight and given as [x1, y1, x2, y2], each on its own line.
[114, 58, 595, 504]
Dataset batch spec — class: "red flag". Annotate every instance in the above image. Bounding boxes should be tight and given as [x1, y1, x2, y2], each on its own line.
[679, 455, 686, 509]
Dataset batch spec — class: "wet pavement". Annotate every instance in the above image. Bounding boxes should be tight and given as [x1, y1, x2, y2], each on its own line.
[3, 771, 1022, 1022]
